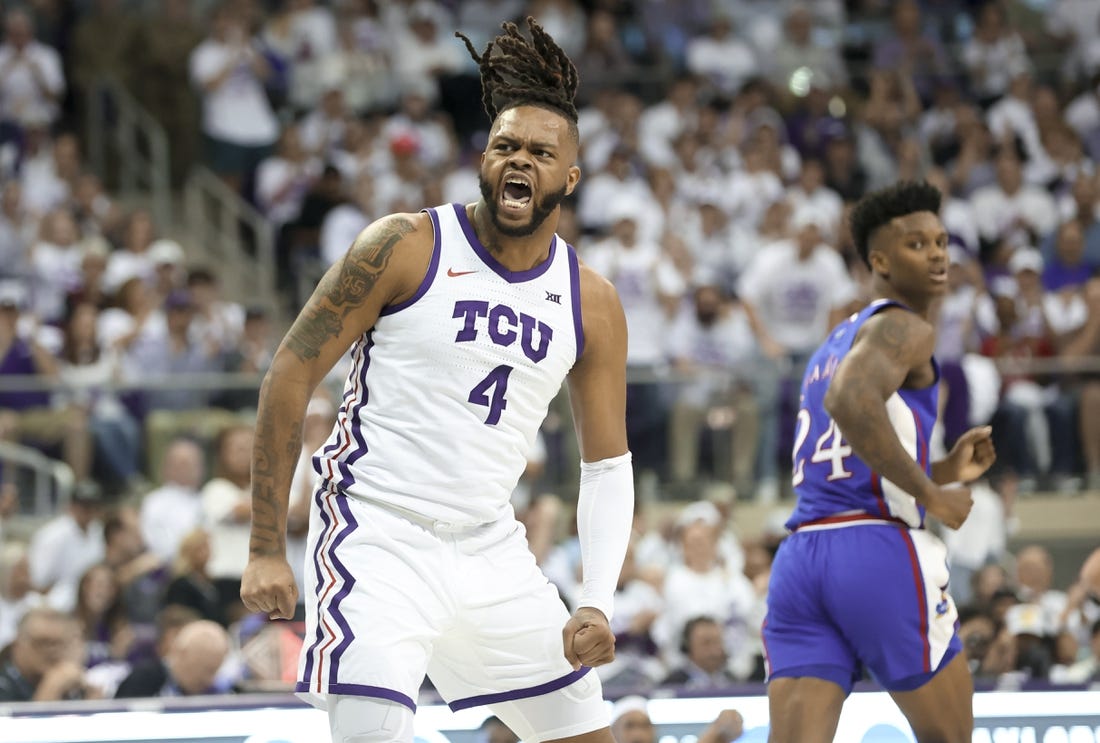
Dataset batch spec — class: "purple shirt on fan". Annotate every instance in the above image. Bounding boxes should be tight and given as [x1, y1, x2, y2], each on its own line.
[0, 337, 50, 410]
[1042, 260, 1093, 292]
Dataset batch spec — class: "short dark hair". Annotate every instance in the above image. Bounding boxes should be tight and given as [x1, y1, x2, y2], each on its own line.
[456, 17, 579, 139]
[849, 180, 942, 267]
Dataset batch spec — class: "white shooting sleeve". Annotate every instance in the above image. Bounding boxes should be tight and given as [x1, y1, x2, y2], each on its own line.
[575, 451, 635, 621]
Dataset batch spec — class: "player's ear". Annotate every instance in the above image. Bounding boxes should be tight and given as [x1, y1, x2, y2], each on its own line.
[868, 246, 889, 277]
[565, 165, 581, 196]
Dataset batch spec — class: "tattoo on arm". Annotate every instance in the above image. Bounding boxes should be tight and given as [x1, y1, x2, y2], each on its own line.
[283, 216, 414, 362]
[827, 311, 936, 501]
[249, 373, 304, 556]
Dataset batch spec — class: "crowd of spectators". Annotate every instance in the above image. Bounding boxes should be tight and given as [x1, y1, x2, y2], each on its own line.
[1, 0, 1100, 706]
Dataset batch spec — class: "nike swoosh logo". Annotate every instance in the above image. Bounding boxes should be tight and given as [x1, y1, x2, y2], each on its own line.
[447, 268, 477, 277]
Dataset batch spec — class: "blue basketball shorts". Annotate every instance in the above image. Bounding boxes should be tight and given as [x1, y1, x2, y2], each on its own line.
[762, 522, 963, 694]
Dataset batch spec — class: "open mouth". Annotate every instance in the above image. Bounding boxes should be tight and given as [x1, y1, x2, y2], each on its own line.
[501, 176, 532, 212]
[930, 269, 947, 283]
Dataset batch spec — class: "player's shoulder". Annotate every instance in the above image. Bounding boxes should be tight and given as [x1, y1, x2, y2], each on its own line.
[854, 304, 936, 358]
[350, 212, 434, 254]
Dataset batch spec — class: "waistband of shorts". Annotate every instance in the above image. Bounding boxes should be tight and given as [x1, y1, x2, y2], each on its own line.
[322, 479, 501, 535]
[792, 512, 918, 533]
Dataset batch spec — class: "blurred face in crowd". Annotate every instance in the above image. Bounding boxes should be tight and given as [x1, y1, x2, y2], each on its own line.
[54, 135, 81, 176]
[680, 521, 717, 573]
[799, 159, 825, 193]
[219, 426, 254, 482]
[1016, 546, 1054, 594]
[166, 301, 195, 335]
[167, 621, 229, 695]
[785, 6, 812, 45]
[686, 619, 728, 675]
[1073, 175, 1098, 216]
[125, 210, 155, 253]
[162, 439, 205, 489]
[995, 152, 1023, 194]
[743, 542, 773, 583]
[78, 564, 118, 618]
[893, 0, 921, 37]
[612, 710, 654, 743]
[693, 285, 723, 327]
[972, 564, 1008, 605]
[5, 11, 33, 50]
[13, 612, 79, 683]
[43, 209, 78, 247]
[70, 300, 98, 338]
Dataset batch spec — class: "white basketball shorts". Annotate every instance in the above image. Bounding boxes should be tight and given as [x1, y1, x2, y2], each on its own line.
[295, 483, 603, 722]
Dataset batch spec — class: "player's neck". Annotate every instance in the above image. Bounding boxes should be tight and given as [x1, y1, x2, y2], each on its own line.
[872, 276, 933, 318]
[469, 202, 558, 271]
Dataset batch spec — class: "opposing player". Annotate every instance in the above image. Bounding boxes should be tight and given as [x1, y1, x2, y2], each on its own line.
[240, 18, 634, 743]
[763, 181, 996, 743]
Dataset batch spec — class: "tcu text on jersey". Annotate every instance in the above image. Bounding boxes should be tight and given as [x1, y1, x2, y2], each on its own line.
[453, 299, 554, 363]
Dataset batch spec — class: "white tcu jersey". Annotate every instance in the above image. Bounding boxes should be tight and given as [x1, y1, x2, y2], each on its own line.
[313, 203, 583, 525]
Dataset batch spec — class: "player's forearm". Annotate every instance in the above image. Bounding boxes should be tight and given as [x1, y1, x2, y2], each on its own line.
[826, 386, 937, 505]
[248, 365, 310, 557]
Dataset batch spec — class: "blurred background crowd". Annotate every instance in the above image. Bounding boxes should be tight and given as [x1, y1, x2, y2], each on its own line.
[0, 0, 1099, 706]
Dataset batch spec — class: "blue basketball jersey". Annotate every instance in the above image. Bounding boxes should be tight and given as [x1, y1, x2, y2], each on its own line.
[785, 299, 940, 531]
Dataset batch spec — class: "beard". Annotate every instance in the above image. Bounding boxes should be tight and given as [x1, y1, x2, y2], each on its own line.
[478, 173, 568, 238]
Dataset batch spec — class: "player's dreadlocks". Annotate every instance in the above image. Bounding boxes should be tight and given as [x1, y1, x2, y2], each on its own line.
[456, 16, 580, 133]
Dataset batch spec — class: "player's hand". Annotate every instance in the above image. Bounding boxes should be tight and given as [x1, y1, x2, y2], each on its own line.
[925, 485, 973, 530]
[562, 606, 615, 670]
[945, 426, 996, 483]
[241, 554, 298, 620]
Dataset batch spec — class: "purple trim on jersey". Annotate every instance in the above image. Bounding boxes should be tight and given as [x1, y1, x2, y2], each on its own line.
[380, 208, 442, 316]
[447, 666, 591, 711]
[301, 486, 334, 686]
[336, 333, 375, 490]
[567, 243, 585, 362]
[325, 492, 359, 683]
[452, 203, 557, 283]
[899, 529, 932, 673]
[295, 682, 417, 712]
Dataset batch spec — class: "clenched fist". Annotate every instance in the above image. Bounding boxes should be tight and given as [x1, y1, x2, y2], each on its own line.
[562, 607, 615, 670]
[241, 554, 298, 620]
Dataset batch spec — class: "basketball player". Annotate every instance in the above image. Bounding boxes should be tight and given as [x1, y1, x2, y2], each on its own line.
[240, 18, 634, 743]
[763, 181, 996, 743]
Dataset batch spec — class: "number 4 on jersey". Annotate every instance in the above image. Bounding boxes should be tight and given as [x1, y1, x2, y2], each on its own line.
[469, 364, 513, 425]
[792, 408, 854, 486]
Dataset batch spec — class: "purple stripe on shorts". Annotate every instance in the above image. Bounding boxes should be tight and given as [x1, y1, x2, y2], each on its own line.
[566, 243, 584, 362]
[326, 492, 360, 683]
[300, 485, 333, 685]
[320, 340, 365, 458]
[380, 207, 441, 316]
[338, 333, 375, 490]
[453, 203, 557, 283]
[295, 682, 417, 712]
[447, 667, 591, 711]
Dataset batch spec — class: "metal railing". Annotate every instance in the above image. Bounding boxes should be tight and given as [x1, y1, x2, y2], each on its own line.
[0, 440, 74, 517]
[84, 76, 172, 230]
[183, 165, 278, 316]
